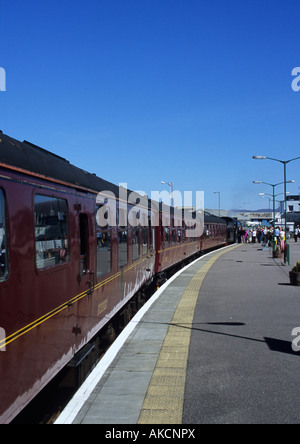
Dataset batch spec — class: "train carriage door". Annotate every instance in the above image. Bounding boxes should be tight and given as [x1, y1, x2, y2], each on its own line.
[78, 211, 94, 296]
[72, 206, 95, 341]
[80, 213, 89, 276]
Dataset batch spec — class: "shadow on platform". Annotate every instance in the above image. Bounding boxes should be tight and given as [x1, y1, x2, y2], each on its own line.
[142, 321, 300, 358]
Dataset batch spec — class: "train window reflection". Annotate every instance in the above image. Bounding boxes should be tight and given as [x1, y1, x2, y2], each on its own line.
[34, 195, 69, 269]
[172, 229, 176, 245]
[97, 231, 111, 279]
[118, 230, 128, 268]
[132, 228, 140, 261]
[142, 227, 148, 256]
[165, 227, 170, 245]
[0, 189, 9, 282]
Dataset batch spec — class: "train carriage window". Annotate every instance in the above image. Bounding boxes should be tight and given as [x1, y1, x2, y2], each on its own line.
[118, 230, 128, 268]
[172, 229, 176, 245]
[152, 227, 155, 251]
[117, 206, 128, 269]
[177, 229, 181, 244]
[0, 189, 9, 282]
[132, 228, 140, 262]
[97, 231, 111, 279]
[182, 228, 185, 243]
[165, 227, 170, 245]
[34, 195, 69, 269]
[142, 227, 148, 256]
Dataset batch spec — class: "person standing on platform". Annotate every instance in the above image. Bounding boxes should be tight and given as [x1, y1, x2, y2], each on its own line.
[294, 226, 299, 243]
[237, 227, 242, 243]
[274, 226, 280, 245]
[279, 228, 285, 265]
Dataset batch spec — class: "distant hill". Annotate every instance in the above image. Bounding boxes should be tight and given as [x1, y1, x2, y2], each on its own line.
[230, 208, 279, 213]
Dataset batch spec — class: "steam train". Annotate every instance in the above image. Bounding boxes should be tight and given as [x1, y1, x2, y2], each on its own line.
[0, 131, 236, 423]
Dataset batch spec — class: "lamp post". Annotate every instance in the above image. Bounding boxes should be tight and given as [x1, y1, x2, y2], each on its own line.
[161, 181, 174, 207]
[252, 155, 300, 264]
[253, 181, 294, 254]
[213, 191, 221, 217]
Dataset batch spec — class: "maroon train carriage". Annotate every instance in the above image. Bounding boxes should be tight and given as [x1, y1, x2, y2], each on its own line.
[155, 208, 227, 278]
[201, 212, 227, 251]
[0, 131, 231, 423]
[0, 132, 158, 423]
[155, 204, 202, 278]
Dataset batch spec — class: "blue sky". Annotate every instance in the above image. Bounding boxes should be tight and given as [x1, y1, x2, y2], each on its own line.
[0, 0, 299, 209]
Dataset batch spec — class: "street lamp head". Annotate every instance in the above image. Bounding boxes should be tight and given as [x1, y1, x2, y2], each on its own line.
[258, 193, 265, 196]
[253, 156, 267, 160]
[253, 181, 262, 184]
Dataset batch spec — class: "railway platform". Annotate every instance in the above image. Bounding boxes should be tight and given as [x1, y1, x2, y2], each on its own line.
[56, 241, 300, 425]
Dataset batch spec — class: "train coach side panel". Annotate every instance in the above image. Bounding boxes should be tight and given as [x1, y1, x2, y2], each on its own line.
[0, 178, 81, 423]
[0, 173, 156, 423]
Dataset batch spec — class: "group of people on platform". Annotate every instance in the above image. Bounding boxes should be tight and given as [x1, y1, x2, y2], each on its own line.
[237, 225, 300, 246]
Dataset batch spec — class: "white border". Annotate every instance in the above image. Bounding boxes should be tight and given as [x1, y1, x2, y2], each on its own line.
[55, 245, 231, 424]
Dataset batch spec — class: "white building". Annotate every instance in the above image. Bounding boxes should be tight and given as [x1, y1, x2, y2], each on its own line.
[286, 195, 300, 213]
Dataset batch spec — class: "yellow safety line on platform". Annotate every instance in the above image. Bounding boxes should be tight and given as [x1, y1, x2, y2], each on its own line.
[138, 245, 238, 424]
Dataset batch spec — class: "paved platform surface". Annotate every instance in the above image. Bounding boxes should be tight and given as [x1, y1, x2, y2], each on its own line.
[56, 241, 300, 425]
[183, 241, 300, 424]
